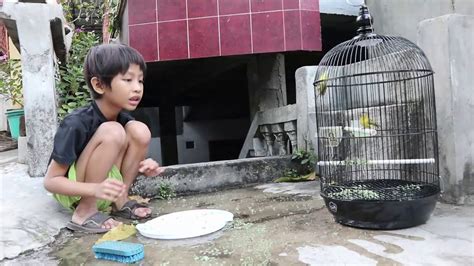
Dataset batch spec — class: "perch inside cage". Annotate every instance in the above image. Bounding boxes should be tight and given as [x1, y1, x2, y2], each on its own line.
[314, 5, 440, 229]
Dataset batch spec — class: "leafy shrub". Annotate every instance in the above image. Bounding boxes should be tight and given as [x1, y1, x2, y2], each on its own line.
[0, 60, 23, 107]
[291, 149, 316, 175]
[56, 30, 99, 120]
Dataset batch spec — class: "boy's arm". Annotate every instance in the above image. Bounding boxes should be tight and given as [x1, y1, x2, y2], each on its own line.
[139, 158, 165, 177]
[44, 160, 97, 197]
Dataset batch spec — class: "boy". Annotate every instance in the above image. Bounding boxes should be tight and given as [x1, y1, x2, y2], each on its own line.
[44, 44, 163, 233]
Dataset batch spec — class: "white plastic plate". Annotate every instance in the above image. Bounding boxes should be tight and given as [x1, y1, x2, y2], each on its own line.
[136, 209, 233, 240]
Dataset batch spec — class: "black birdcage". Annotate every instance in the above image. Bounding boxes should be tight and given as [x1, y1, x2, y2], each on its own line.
[313, 5, 440, 229]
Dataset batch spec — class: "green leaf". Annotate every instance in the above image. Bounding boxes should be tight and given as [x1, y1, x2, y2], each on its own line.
[56, 27, 98, 121]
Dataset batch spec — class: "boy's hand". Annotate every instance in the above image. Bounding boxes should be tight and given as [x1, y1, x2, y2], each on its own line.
[94, 179, 126, 202]
[139, 158, 165, 177]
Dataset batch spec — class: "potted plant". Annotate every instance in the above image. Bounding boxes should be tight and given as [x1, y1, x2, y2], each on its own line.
[0, 59, 24, 140]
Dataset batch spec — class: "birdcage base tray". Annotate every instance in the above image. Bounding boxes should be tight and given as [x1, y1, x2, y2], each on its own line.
[322, 193, 439, 230]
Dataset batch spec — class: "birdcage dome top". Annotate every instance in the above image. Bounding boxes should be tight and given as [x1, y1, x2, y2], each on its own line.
[318, 34, 433, 73]
[315, 5, 432, 83]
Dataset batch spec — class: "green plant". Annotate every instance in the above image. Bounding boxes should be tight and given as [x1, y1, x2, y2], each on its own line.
[274, 150, 317, 183]
[56, 30, 99, 120]
[156, 182, 176, 200]
[60, 0, 122, 39]
[282, 168, 299, 178]
[0, 60, 23, 108]
[61, 0, 104, 25]
[291, 149, 316, 174]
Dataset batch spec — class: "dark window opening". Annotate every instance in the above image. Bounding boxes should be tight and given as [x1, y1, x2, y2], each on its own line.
[186, 141, 194, 149]
[209, 139, 245, 161]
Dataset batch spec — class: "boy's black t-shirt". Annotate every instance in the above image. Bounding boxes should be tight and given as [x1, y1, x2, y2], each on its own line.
[51, 101, 134, 166]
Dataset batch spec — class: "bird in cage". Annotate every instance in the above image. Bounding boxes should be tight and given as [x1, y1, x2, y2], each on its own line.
[359, 113, 379, 129]
[315, 71, 329, 96]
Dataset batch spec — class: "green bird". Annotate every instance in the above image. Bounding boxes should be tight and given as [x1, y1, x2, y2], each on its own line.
[315, 71, 329, 96]
[359, 113, 379, 129]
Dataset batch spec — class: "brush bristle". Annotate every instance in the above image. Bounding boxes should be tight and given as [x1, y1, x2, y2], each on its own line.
[93, 241, 145, 263]
[95, 250, 145, 264]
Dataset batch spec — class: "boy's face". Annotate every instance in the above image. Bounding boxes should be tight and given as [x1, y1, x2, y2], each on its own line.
[103, 64, 144, 111]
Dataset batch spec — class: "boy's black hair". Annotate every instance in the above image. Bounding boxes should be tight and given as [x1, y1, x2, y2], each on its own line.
[83, 44, 147, 99]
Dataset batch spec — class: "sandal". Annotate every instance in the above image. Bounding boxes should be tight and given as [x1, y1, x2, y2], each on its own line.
[66, 212, 116, 233]
[111, 200, 152, 220]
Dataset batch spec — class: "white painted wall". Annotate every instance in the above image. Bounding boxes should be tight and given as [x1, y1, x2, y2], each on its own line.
[1, 2, 64, 176]
[320, 0, 360, 16]
[147, 137, 162, 166]
[418, 14, 474, 203]
[177, 118, 249, 164]
[366, 0, 474, 43]
[0, 96, 11, 131]
[3, 0, 58, 3]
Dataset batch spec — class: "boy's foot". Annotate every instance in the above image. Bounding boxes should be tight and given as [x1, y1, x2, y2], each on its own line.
[112, 200, 152, 220]
[67, 212, 121, 233]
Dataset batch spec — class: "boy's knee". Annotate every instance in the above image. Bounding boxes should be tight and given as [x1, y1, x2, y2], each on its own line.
[126, 121, 151, 147]
[97, 122, 127, 145]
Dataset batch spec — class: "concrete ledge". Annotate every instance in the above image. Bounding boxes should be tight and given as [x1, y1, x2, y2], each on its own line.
[0, 155, 17, 165]
[0, 149, 18, 165]
[131, 156, 298, 198]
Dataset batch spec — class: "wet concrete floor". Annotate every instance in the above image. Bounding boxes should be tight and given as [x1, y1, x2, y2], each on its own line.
[5, 181, 474, 265]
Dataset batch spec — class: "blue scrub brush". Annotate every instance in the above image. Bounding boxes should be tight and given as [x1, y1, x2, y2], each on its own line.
[92, 241, 144, 264]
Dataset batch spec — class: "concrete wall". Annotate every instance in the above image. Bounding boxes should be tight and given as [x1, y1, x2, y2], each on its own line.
[320, 0, 360, 15]
[131, 156, 297, 197]
[247, 54, 287, 119]
[135, 106, 248, 165]
[295, 66, 317, 152]
[177, 118, 249, 164]
[456, 0, 474, 14]
[418, 14, 474, 204]
[147, 137, 163, 166]
[0, 3, 64, 176]
[366, 0, 474, 43]
[0, 96, 10, 131]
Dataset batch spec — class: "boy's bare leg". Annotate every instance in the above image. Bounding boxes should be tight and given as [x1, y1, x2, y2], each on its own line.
[114, 121, 152, 217]
[73, 122, 127, 229]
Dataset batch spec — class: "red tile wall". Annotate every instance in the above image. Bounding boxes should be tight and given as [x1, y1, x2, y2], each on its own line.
[220, 15, 252, 56]
[188, 18, 220, 58]
[129, 23, 158, 61]
[128, 0, 321, 61]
